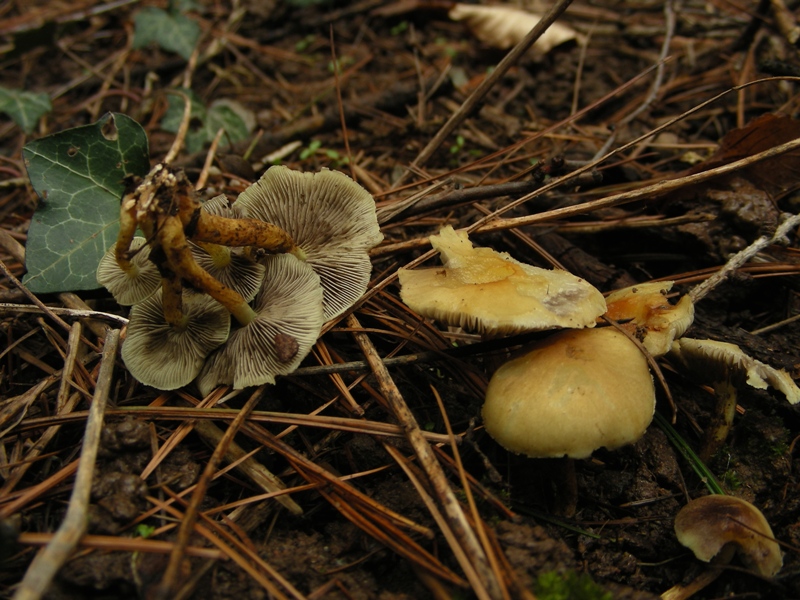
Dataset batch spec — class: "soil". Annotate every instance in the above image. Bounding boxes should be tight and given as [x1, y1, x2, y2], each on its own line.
[1, 1, 800, 599]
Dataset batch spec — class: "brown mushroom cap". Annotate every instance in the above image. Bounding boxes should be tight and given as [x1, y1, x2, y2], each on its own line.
[482, 327, 655, 458]
[96, 237, 160, 305]
[670, 337, 800, 405]
[399, 226, 606, 336]
[604, 281, 694, 356]
[196, 253, 324, 396]
[674, 495, 783, 577]
[234, 166, 382, 320]
[122, 290, 231, 390]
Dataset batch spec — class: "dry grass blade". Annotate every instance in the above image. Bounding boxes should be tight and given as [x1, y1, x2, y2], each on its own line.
[12, 329, 119, 600]
[347, 313, 506, 599]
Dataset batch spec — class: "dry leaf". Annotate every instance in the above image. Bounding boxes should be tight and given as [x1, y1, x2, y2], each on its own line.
[448, 3, 578, 54]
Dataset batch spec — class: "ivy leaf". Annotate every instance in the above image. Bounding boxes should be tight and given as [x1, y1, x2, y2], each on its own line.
[0, 86, 51, 133]
[22, 113, 150, 293]
[162, 89, 255, 154]
[133, 7, 200, 60]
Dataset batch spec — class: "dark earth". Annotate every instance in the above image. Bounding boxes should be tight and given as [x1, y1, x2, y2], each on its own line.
[2, 0, 800, 598]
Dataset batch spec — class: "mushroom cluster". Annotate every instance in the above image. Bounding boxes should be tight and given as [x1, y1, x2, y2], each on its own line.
[97, 165, 382, 393]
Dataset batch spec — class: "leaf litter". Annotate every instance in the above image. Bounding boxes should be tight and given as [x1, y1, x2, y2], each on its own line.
[2, 1, 800, 599]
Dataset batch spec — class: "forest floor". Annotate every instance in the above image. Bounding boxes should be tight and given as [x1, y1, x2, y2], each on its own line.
[1, 0, 800, 598]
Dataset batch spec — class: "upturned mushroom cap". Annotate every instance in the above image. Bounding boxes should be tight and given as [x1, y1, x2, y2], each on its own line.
[97, 237, 160, 305]
[234, 166, 382, 320]
[604, 281, 694, 356]
[196, 253, 325, 397]
[398, 226, 606, 336]
[674, 495, 783, 577]
[482, 327, 655, 458]
[122, 290, 231, 390]
[670, 337, 800, 405]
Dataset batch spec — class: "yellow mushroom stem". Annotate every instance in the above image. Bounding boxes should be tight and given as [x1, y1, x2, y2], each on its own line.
[160, 274, 186, 328]
[191, 210, 301, 257]
[156, 216, 257, 326]
[195, 241, 232, 269]
[114, 194, 140, 274]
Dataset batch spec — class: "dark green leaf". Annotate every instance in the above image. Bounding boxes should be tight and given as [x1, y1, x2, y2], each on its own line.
[162, 90, 254, 154]
[22, 113, 150, 293]
[0, 86, 51, 133]
[133, 7, 200, 60]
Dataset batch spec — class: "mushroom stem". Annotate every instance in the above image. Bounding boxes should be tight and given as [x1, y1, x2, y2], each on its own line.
[699, 380, 737, 462]
[160, 275, 186, 328]
[195, 241, 232, 269]
[192, 211, 298, 256]
[114, 195, 139, 274]
[157, 216, 257, 326]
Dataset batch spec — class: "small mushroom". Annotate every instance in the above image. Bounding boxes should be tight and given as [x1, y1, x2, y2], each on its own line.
[482, 327, 655, 459]
[234, 166, 383, 320]
[96, 237, 160, 305]
[674, 495, 782, 577]
[669, 336, 800, 460]
[604, 281, 694, 356]
[399, 226, 606, 336]
[122, 289, 231, 390]
[196, 253, 325, 396]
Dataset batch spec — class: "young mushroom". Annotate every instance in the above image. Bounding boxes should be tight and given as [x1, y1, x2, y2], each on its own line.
[234, 165, 383, 320]
[122, 289, 231, 390]
[398, 226, 607, 336]
[482, 327, 656, 459]
[196, 253, 325, 396]
[674, 494, 782, 577]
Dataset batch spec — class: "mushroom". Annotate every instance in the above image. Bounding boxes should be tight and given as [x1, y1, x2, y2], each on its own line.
[234, 165, 383, 320]
[398, 226, 606, 336]
[669, 336, 800, 460]
[674, 494, 782, 577]
[482, 327, 655, 459]
[604, 281, 694, 356]
[196, 253, 325, 396]
[96, 237, 160, 305]
[121, 289, 231, 390]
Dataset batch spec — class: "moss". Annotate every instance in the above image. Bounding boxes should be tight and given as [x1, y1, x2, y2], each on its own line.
[533, 571, 613, 600]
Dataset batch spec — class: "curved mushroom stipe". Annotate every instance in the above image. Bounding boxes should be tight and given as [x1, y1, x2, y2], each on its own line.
[482, 327, 655, 458]
[234, 165, 382, 320]
[122, 290, 231, 390]
[675, 495, 783, 577]
[97, 237, 161, 305]
[196, 253, 325, 397]
[399, 226, 607, 335]
[190, 241, 266, 303]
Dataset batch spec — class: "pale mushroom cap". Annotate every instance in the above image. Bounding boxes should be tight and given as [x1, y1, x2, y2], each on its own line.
[482, 328, 655, 458]
[190, 242, 265, 303]
[605, 281, 694, 356]
[234, 165, 382, 320]
[399, 226, 606, 335]
[674, 495, 783, 577]
[196, 253, 324, 397]
[97, 237, 161, 305]
[670, 337, 800, 405]
[122, 291, 231, 390]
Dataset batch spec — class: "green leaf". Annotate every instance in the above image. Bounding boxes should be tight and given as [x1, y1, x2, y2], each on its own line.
[22, 113, 150, 293]
[162, 89, 255, 154]
[133, 7, 200, 60]
[0, 86, 51, 133]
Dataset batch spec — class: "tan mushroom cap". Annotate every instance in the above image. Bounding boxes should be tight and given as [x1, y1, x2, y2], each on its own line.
[234, 165, 382, 320]
[482, 328, 655, 458]
[196, 253, 324, 397]
[122, 290, 231, 390]
[674, 495, 783, 577]
[604, 281, 694, 356]
[399, 226, 607, 336]
[670, 337, 800, 405]
[96, 237, 161, 305]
